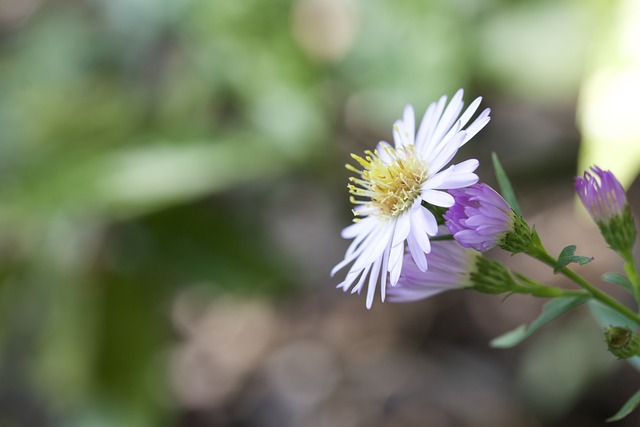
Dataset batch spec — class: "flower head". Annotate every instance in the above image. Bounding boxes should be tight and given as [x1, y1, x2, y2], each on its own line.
[387, 236, 524, 302]
[387, 239, 479, 302]
[444, 183, 532, 253]
[576, 166, 627, 222]
[575, 166, 636, 252]
[332, 89, 491, 308]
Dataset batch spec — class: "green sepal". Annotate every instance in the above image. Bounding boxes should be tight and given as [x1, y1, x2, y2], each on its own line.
[498, 212, 533, 254]
[491, 152, 521, 216]
[490, 296, 590, 348]
[607, 389, 640, 422]
[597, 206, 637, 254]
[553, 245, 593, 273]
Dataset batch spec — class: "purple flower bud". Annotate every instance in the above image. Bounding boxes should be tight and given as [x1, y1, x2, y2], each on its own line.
[575, 166, 636, 252]
[444, 183, 531, 253]
[575, 166, 627, 221]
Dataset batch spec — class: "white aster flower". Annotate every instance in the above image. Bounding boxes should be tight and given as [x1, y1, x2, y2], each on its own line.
[331, 89, 491, 308]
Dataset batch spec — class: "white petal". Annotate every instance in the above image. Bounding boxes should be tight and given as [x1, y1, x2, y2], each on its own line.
[426, 132, 466, 174]
[439, 172, 478, 189]
[426, 119, 462, 158]
[418, 94, 448, 152]
[421, 166, 454, 190]
[461, 108, 491, 146]
[388, 243, 404, 285]
[365, 257, 382, 309]
[376, 141, 394, 163]
[410, 215, 432, 254]
[393, 121, 412, 148]
[421, 189, 455, 207]
[430, 89, 464, 148]
[402, 104, 416, 145]
[341, 216, 376, 239]
[457, 96, 482, 129]
[415, 101, 436, 150]
[351, 222, 394, 271]
[332, 220, 382, 276]
[350, 265, 369, 294]
[391, 213, 411, 247]
[453, 158, 479, 174]
[412, 206, 438, 236]
[337, 268, 362, 292]
[407, 231, 428, 271]
[380, 241, 391, 301]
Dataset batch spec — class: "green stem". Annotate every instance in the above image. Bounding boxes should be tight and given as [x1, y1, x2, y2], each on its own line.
[529, 247, 640, 326]
[514, 272, 589, 298]
[528, 286, 589, 299]
[621, 249, 640, 311]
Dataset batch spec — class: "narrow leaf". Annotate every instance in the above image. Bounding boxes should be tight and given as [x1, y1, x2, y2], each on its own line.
[607, 389, 640, 422]
[554, 245, 593, 273]
[491, 152, 521, 216]
[603, 272, 634, 293]
[489, 325, 527, 348]
[490, 296, 589, 348]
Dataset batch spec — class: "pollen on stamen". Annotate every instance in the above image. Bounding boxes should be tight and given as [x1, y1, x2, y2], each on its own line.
[345, 144, 427, 220]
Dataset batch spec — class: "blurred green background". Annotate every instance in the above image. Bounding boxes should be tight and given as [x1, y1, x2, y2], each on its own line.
[1, 0, 639, 426]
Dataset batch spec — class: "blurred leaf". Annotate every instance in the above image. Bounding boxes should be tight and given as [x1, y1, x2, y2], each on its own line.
[477, 1, 594, 105]
[576, 0, 640, 187]
[121, 201, 292, 295]
[492, 152, 521, 216]
[491, 296, 589, 348]
[603, 272, 634, 294]
[553, 245, 593, 273]
[607, 389, 640, 422]
[516, 315, 618, 421]
[0, 138, 287, 224]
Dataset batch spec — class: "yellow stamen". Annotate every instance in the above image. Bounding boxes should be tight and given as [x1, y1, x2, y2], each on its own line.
[346, 144, 427, 220]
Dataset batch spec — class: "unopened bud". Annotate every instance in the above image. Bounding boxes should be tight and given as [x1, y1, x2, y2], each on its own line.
[470, 256, 521, 295]
[604, 326, 640, 359]
[445, 184, 534, 254]
[576, 167, 637, 253]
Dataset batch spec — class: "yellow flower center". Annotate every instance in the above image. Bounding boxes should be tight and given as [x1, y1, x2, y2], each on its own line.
[347, 144, 427, 220]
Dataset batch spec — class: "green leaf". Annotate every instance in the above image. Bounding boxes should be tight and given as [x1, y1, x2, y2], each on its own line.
[491, 152, 521, 216]
[607, 389, 640, 422]
[603, 272, 634, 293]
[490, 296, 590, 348]
[553, 245, 594, 273]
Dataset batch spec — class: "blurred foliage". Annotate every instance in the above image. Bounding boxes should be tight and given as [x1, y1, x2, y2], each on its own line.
[0, 0, 624, 425]
[577, 0, 640, 187]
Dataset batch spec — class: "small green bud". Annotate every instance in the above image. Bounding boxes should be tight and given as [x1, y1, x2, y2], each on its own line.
[604, 326, 640, 359]
[470, 256, 522, 295]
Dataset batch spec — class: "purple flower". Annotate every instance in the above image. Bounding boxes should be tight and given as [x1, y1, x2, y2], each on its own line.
[444, 183, 520, 252]
[575, 166, 636, 252]
[387, 239, 478, 302]
[575, 166, 627, 222]
[387, 235, 523, 302]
